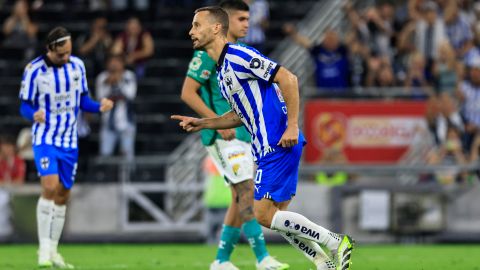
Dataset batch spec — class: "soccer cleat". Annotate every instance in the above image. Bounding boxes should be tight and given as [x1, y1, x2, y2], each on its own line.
[210, 260, 239, 270]
[256, 256, 290, 270]
[51, 252, 74, 269]
[37, 260, 53, 268]
[332, 235, 354, 270]
[38, 248, 52, 268]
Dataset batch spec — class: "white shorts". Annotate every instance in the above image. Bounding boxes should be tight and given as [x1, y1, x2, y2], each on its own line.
[206, 139, 254, 185]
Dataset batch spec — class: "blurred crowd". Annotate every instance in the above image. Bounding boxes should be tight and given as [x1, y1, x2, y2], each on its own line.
[281, 0, 480, 185]
[5, 0, 480, 186]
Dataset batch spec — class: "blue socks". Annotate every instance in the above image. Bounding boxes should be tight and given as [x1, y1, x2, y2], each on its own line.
[216, 225, 241, 263]
[243, 219, 269, 262]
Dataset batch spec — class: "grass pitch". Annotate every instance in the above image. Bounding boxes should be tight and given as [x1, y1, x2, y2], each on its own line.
[0, 244, 479, 270]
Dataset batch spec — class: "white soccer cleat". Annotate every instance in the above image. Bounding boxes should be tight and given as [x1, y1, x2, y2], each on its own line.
[256, 256, 290, 270]
[51, 252, 75, 269]
[210, 260, 239, 270]
[38, 248, 53, 268]
[38, 260, 53, 269]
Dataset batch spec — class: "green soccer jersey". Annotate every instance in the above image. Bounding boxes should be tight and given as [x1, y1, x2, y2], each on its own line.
[186, 50, 251, 146]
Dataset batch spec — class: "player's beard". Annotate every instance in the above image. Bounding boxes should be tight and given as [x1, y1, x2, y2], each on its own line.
[193, 34, 214, 51]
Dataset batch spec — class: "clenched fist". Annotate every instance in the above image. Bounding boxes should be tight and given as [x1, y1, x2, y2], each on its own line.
[100, 98, 114, 112]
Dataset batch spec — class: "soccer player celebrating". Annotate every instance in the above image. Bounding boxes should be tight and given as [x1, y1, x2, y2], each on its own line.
[181, 1, 288, 270]
[172, 7, 354, 270]
[19, 27, 114, 268]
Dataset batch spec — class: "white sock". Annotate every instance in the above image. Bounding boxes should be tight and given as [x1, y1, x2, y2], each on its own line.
[271, 211, 341, 251]
[37, 197, 54, 260]
[279, 231, 335, 267]
[51, 204, 66, 255]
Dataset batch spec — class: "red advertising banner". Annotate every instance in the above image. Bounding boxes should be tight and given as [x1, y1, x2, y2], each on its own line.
[304, 100, 427, 164]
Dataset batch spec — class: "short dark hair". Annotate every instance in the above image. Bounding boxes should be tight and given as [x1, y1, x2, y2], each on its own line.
[219, 0, 249, 12]
[194, 6, 229, 36]
[107, 53, 126, 64]
[45, 26, 71, 51]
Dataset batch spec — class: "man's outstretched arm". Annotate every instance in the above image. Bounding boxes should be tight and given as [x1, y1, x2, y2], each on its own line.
[171, 110, 243, 132]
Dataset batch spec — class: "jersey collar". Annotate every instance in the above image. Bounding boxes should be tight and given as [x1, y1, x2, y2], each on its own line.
[216, 43, 230, 71]
[44, 54, 70, 67]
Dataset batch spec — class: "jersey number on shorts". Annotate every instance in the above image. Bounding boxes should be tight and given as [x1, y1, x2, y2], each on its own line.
[254, 169, 263, 184]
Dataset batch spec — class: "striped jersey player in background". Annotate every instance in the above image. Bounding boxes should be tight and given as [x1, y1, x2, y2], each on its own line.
[173, 6, 354, 270]
[181, 1, 288, 269]
[19, 26, 113, 269]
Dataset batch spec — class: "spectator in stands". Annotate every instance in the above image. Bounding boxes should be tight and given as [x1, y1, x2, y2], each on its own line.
[407, 0, 426, 21]
[0, 135, 26, 185]
[347, 38, 369, 88]
[404, 51, 430, 96]
[77, 16, 113, 76]
[365, 56, 396, 87]
[241, 0, 269, 52]
[344, 1, 395, 61]
[398, 1, 446, 68]
[443, 0, 474, 59]
[111, 17, 154, 78]
[283, 24, 349, 92]
[433, 41, 460, 96]
[426, 126, 468, 185]
[457, 57, 480, 146]
[2, 0, 38, 60]
[96, 54, 137, 160]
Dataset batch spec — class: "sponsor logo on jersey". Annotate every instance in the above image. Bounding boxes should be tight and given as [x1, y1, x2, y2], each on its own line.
[189, 57, 202, 71]
[54, 93, 72, 102]
[263, 62, 274, 78]
[200, 69, 211, 79]
[228, 151, 245, 160]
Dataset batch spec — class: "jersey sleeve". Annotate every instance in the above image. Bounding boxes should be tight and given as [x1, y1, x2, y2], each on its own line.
[232, 46, 280, 84]
[78, 60, 89, 94]
[186, 51, 215, 85]
[19, 63, 40, 103]
[72, 57, 89, 94]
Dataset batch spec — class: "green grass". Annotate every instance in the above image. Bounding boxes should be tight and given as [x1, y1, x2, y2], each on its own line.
[0, 244, 479, 270]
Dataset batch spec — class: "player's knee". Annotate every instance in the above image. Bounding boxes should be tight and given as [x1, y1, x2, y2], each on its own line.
[254, 208, 271, 228]
[54, 194, 69, 205]
[41, 186, 56, 200]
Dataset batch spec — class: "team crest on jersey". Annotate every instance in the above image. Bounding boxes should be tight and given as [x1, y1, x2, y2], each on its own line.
[200, 69, 211, 79]
[40, 157, 50, 170]
[189, 57, 202, 71]
[232, 163, 240, 176]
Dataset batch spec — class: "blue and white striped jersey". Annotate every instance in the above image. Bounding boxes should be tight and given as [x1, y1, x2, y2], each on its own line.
[460, 80, 480, 127]
[216, 43, 305, 161]
[19, 55, 89, 149]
